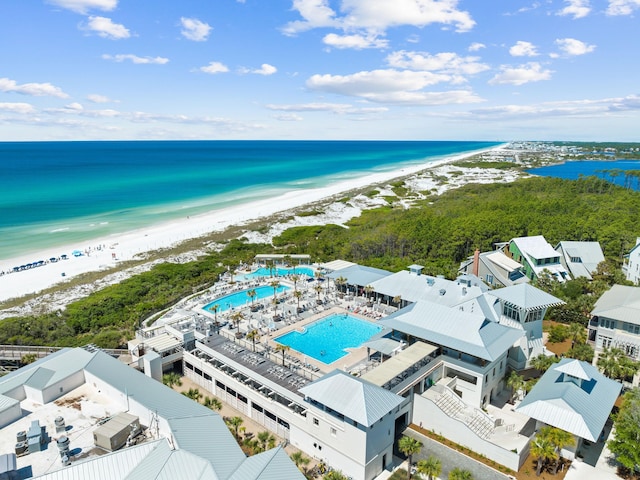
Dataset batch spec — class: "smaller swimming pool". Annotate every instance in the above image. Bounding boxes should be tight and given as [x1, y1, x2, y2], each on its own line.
[203, 284, 289, 313]
[235, 266, 315, 281]
[275, 313, 383, 364]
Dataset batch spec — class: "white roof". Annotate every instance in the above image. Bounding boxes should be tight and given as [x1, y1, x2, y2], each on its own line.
[488, 284, 564, 310]
[144, 333, 182, 354]
[591, 285, 640, 325]
[320, 259, 356, 271]
[361, 342, 437, 387]
[299, 370, 404, 427]
[556, 241, 605, 279]
[512, 235, 559, 259]
[486, 252, 522, 271]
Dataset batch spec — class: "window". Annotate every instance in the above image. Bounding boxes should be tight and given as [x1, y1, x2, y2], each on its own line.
[486, 274, 494, 284]
[492, 367, 496, 378]
[330, 427, 337, 437]
[503, 303, 520, 322]
[598, 335, 612, 348]
[313, 418, 319, 426]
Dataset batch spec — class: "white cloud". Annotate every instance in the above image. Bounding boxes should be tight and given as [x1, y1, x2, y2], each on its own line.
[46, 0, 117, 14]
[265, 102, 388, 114]
[386, 50, 490, 75]
[557, 0, 591, 18]
[200, 61, 229, 74]
[509, 41, 539, 57]
[0, 77, 69, 98]
[274, 113, 304, 121]
[468, 42, 485, 52]
[323, 33, 388, 49]
[606, 0, 640, 15]
[84, 16, 130, 39]
[283, 0, 475, 36]
[102, 54, 169, 64]
[0, 102, 35, 114]
[489, 62, 552, 86]
[180, 17, 212, 42]
[87, 93, 111, 103]
[239, 64, 277, 75]
[306, 69, 483, 105]
[555, 38, 596, 56]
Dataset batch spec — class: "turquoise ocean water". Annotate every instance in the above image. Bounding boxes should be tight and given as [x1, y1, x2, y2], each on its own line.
[0, 140, 500, 260]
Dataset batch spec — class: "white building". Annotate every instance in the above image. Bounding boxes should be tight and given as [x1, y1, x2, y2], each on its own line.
[624, 238, 640, 285]
[555, 241, 605, 280]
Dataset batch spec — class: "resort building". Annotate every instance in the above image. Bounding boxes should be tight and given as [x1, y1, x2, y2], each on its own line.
[555, 241, 605, 280]
[588, 284, 640, 364]
[459, 249, 529, 288]
[501, 235, 570, 282]
[516, 359, 621, 458]
[623, 237, 640, 285]
[0, 346, 304, 480]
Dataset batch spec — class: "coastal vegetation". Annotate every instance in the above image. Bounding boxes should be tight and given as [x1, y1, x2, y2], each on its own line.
[1, 174, 639, 348]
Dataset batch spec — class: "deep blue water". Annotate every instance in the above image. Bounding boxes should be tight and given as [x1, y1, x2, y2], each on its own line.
[527, 159, 640, 190]
[0, 140, 499, 259]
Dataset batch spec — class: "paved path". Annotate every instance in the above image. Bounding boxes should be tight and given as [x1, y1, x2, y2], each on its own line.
[403, 428, 512, 480]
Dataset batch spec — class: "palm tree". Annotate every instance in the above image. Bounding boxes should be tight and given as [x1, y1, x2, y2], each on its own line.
[567, 322, 587, 347]
[162, 372, 182, 389]
[530, 434, 557, 476]
[203, 396, 222, 411]
[247, 329, 260, 352]
[531, 353, 559, 372]
[181, 388, 202, 402]
[230, 311, 244, 332]
[323, 471, 348, 480]
[290, 450, 311, 475]
[398, 436, 422, 480]
[226, 416, 244, 440]
[257, 430, 275, 452]
[294, 289, 303, 312]
[416, 456, 441, 480]
[314, 284, 323, 304]
[506, 370, 525, 402]
[275, 343, 290, 366]
[597, 347, 640, 380]
[335, 276, 347, 297]
[543, 426, 575, 474]
[247, 289, 257, 310]
[291, 274, 300, 291]
[448, 467, 473, 480]
[364, 284, 374, 305]
[210, 304, 220, 332]
[269, 280, 281, 298]
[393, 294, 402, 308]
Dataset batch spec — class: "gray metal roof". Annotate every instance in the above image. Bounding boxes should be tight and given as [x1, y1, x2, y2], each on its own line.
[299, 370, 404, 427]
[591, 284, 640, 325]
[511, 236, 559, 259]
[488, 283, 564, 310]
[125, 443, 219, 480]
[325, 264, 391, 286]
[379, 301, 524, 361]
[361, 338, 403, 356]
[370, 271, 486, 307]
[555, 241, 605, 280]
[516, 359, 621, 441]
[228, 447, 305, 480]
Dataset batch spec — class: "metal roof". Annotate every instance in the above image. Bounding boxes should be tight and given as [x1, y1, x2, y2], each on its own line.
[125, 444, 220, 480]
[555, 241, 605, 280]
[361, 342, 437, 387]
[488, 283, 564, 310]
[143, 333, 182, 354]
[591, 285, 640, 325]
[324, 264, 391, 286]
[228, 447, 305, 480]
[319, 259, 356, 271]
[370, 271, 486, 307]
[486, 252, 522, 271]
[299, 370, 404, 427]
[511, 236, 559, 259]
[516, 359, 621, 442]
[379, 301, 524, 361]
[361, 338, 403, 356]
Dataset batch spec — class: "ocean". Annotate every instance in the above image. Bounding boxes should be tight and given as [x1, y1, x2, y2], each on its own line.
[527, 159, 640, 189]
[0, 140, 500, 260]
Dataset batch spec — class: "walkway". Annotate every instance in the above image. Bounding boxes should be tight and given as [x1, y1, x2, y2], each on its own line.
[403, 427, 512, 480]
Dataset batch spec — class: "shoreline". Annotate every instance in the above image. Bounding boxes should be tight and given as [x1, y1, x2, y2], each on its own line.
[0, 145, 508, 305]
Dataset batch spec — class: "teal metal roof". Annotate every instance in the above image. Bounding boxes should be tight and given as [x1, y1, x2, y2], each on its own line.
[380, 301, 524, 361]
[516, 359, 621, 441]
[228, 447, 305, 480]
[299, 370, 404, 427]
[325, 264, 391, 286]
[488, 283, 564, 310]
[591, 284, 640, 325]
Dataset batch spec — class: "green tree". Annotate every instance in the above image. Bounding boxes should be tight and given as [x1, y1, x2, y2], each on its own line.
[290, 274, 300, 291]
[203, 396, 222, 411]
[398, 436, 422, 480]
[416, 456, 442, 480]
[210, 304, 221, 332]
[275, 343, 290, 366]
[531, 354, 560, 372]
[20, 353, 37, 365]
[506, 370, 525, 402]
[294, 289, 303, 312]
[334, 276, 347, 295]
[567, 322, 587, 347]
[323, 470, 348, 480]
[530, 435, 557, 476]
[609, 388, 640, 472]
[270, 280, 281, 298]
[314, 284, 323, 303]
[181, 388, 202, 402]
[226, 416, 244, 440]
[448, 467, 473, 480]
[364, 284, 374, 304]
[247, 289, 257, 309]
[543, 426, 575, 474]
[597, 347, 640, 381]
[162, 372, 182, 388]
[289, 450, 311, 476]
[246, 329, 260, 352]
[565, 343, 594, 362]
[257, 430, 275, 452]
[230, 311, 244, 333]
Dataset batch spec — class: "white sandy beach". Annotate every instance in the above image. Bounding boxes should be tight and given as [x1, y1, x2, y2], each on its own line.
[0, 146, 517, 307]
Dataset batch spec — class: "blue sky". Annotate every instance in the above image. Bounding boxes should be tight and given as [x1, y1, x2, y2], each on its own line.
[1, 0, 639, 141]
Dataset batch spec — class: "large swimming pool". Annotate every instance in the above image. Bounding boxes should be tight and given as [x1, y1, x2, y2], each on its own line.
[234, 266, 315, 281]
[203, 284, 289, 313]
[275, 313, 383, 364]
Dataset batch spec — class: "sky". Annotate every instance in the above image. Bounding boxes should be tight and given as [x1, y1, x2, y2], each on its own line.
[1, 0, 639, 141]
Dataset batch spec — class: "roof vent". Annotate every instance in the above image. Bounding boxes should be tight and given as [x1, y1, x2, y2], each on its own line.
[426, 277, 435, 286]
[462, 287, 467, 295]
[439, 289, 446, 296]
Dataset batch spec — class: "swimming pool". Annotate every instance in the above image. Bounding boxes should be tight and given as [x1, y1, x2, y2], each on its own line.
[203, 284, 290, 313]
[275, 313, 383, 364]
[234, 266, 315, 281]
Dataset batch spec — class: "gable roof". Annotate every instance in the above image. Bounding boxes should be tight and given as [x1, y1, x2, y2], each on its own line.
[228, 447, 303, 480]
[591, 285, 640, 325]
[511, 236, 559, 260]
[516, 359, 621, 441]
[325, 264, 391, 287]
[379, 301, 524, 361]
[555, 241, 605, 280]
[488, 284, 564, 310]
[299, 370, 404, 427]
